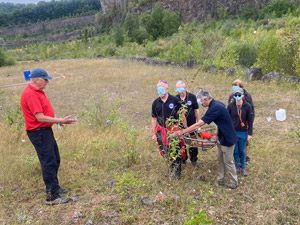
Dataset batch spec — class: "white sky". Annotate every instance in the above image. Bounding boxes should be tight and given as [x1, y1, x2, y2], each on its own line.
[0, 0, 51, 4]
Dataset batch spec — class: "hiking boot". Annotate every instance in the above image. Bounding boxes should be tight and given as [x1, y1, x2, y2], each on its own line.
[46, 195, 69, 205]
[242, 169, 248, 176]
[172, 172, 181, 179]
[246, 156, 250, 164]
[191, 161, 197, 167]
[58, 187, 68, 194]
[227, 183, 238, 189]
[214, 180, 224, 186]
[236, 168, 241, 174]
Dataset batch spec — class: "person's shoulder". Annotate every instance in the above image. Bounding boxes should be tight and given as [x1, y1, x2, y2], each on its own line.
[152, 97, 160, 105]
[243, 101, 252, 108]
[169, 94, 180, 101]
[227, 101, 235, 108]
[213, 99, 226, 107]
[187, 91, 196, 98]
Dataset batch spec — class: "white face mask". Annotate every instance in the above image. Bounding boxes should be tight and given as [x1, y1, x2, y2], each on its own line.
[197, 98, 203, 105]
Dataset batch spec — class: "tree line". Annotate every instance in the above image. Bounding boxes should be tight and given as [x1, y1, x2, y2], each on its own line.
[0, 0, 100, 28]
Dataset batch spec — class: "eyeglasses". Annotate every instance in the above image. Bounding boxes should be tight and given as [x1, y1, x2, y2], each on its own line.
[158, 80, 167, 84]
[234, 93, 242, 97]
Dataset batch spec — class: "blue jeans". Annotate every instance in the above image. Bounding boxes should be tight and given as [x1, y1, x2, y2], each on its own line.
[234, 132, 248, 170]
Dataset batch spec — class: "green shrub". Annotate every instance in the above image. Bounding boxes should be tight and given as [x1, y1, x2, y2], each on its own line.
[236, 40, 257, 67]
[213, 38, 239, 69]
[190, 38, 203, 63]
[260, 0, 296, 19]
[146, 41, 162, 58]
[294, 46, 300, 76]
[255, 32, 283, 73]
[165, 40, 190, 64]
[184, 204, 213, 225]
[0, 48, 15, 67]
[112, 25, 124, 46]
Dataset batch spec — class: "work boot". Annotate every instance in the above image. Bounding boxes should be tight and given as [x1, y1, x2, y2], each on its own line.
[191, 161, 197, 167]
[246, 156, 250, 164]
[46, 192, 69, 205]
[214, 180, 224, 186]
[58, 187, 68, 194]
[227, 183, 238, 189]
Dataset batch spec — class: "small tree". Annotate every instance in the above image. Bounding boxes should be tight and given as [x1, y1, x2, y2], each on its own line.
[112, 25, 124, 46]
[162, 10, 181, 37]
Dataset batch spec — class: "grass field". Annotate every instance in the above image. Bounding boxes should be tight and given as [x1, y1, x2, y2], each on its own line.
[0, 58, 300, 224]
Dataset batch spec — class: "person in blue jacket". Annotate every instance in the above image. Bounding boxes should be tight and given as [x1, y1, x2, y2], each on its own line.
[175, 89, 238, 189]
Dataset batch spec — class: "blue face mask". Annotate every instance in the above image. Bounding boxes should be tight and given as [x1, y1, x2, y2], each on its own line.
[232, 86, 240, 92]
[176, 88, 184, 93]
[197, 98, 203, 105]
[234, 95, 243, 100]
[157, 87, 166, 95]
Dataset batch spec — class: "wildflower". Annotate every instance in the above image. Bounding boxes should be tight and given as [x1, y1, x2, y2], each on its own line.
[106, 120, 110, 124]
[136, 112, 140, 114]
[294, 116, 300, 119]
[145, 127, 150, 131]
[13, 100, 18, 104]
[296, 101, 299, 105]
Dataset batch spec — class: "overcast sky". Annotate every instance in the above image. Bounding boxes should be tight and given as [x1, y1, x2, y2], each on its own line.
[0, 0, 51, 4]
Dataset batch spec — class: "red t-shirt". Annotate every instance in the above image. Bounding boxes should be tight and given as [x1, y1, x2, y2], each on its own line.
[20, 84, 54, 131]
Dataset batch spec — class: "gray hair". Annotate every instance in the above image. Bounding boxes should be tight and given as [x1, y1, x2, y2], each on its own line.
[157, 80, 168, 88]
[196, 88, 212, 100]
[176, 80, 186, 88]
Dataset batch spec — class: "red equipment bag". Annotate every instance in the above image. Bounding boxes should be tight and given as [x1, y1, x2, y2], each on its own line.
[156, 124, 186, 160]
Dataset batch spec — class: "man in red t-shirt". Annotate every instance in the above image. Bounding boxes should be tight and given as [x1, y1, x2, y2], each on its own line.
[20, 68, 76, 205]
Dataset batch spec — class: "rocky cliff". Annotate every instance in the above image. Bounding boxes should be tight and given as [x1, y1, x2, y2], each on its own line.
[99, 0, 278, 22]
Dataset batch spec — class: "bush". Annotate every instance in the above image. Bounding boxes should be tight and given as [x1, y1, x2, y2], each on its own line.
[236, 40, 257, 68]
[112, 25, 124, 46]
[294, 46, 300, 76]
[165, 40, 190, 64]
[213, 38, 239, 70]
[255, 32, 283, 73]
[0, 48, 15, 67]
[190, 38, 203, 63]
[146, 41, 163, 58]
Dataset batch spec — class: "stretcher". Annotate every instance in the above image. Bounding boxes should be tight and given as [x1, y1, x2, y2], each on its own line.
[182, 125, 217, 153]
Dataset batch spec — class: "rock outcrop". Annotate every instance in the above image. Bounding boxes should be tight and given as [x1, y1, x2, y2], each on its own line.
[100, 0, 272, 23]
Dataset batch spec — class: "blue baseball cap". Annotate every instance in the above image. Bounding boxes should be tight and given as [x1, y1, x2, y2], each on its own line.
[29, 68, 53, 80]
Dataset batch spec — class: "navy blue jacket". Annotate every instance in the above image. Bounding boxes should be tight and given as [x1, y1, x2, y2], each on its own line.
[201, 99, 237, 147]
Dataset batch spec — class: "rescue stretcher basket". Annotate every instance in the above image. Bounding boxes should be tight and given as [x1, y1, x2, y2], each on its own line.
[182, 124, 217, 153]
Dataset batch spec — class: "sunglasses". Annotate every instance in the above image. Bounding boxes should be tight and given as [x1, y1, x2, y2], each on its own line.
[234, 93, 242, 97]
[158, 80, 167, 84]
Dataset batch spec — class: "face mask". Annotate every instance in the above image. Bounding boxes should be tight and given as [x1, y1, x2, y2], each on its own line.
[232, 86, 240, 92]
[157, 87, 166, 95]
[197, 98, 203, 105]
[234, 94, 243, 100]
[176, 88, 184, 93]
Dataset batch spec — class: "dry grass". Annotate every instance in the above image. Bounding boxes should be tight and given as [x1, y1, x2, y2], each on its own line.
[0, 58, 300, 224]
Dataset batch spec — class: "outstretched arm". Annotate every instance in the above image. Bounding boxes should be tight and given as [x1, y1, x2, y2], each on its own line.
[35, 113, 76, 125]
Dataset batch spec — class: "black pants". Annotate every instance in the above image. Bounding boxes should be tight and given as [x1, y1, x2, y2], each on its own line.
[27, 127, 60, 196]
[157, 130, 181, 175]
[189, 147, 198, 162]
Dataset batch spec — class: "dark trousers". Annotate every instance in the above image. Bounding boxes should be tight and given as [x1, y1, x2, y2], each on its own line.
[157, 130, 181, 175]
[27, 127, 60, 196]
[189, 147, 198, 162]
